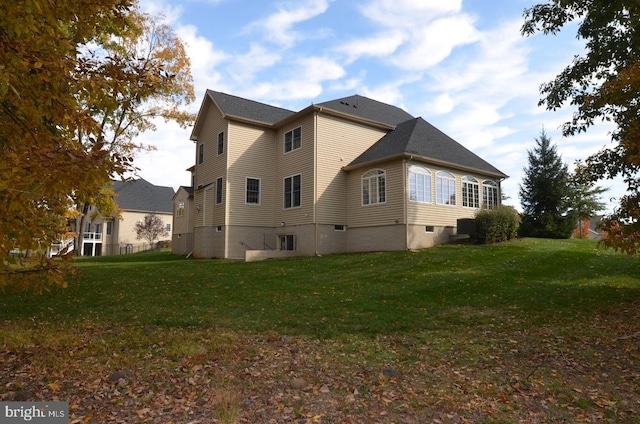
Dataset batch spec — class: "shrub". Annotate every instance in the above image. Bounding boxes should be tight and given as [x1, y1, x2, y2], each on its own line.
[475, 206, 520, 244]
[519, 212, 577, 239]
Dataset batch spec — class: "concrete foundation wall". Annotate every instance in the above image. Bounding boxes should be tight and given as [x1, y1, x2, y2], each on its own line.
[347, 225, 406, 253]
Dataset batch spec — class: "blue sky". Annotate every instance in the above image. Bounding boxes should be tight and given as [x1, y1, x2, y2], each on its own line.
[135, 0, 622, 212]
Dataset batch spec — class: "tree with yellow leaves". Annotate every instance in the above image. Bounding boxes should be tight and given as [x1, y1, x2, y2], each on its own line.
[0, 1, 194, 290]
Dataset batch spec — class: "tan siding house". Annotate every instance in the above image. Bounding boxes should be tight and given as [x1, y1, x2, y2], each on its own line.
[81, 179, 174, 256]
[178, 91, 507, 260]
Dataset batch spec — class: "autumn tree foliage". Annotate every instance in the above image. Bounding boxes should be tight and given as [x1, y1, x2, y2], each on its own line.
[522, 0, 640, 253]
[72, 12, 195, 253]
[134, 213, 169, 247]
[0, 0, 194, 290]
[519, 130, 577, 238]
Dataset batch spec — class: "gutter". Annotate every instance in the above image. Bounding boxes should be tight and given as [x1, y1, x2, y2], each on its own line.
[342, 152, 508, 180]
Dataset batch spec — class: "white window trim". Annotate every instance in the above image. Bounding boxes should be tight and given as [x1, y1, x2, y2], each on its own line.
[198, 143, 204, 164]
[462, 176, 480, 209]
[408, 165, 432, 203]
[216, 176, 223, 204]
[284, 126, 302, 154]
[279, 234, 296, 251]
[483, 180, 499, 209]
[217, 132, 224, 155]
[245, 177, 261, 205]
[283, 174, 302, 209]
[362, 169, 387, 206]
[436, 171, 456, 206]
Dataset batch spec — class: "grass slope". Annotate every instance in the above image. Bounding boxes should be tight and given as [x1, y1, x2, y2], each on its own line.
[1, 238, 639, 423]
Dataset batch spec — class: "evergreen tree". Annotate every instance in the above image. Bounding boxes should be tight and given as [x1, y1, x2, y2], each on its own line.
[519, 130, 577, 238]
[522, 0, 640, 253]
[567, 176, 607, 239]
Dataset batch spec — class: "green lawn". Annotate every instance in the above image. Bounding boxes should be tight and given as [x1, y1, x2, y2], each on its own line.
[3, 238, 638, 336]
[1, 238, 639, 423]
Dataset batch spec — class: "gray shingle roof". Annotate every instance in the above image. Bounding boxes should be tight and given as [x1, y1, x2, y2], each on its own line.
[207, 90, 296, 125]
[112, 179, 175, 213]
[317, 95, 414, 126]
[348, 117, 507, 177]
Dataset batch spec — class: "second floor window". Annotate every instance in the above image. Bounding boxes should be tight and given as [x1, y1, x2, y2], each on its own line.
[436, 171, 456, 205]
[362, 169, 386, 205]
[106, 221, 113, 236]
[217, 132, 224, 155]
[216, 177, 223, 204]
[284, 174, 301, 208]
[177, 199, 185, 216]
[246, 178, 260, 204]
[462, 176, 480, 208]
[284, 127, 301, 153]
[198, 143, 204, 164]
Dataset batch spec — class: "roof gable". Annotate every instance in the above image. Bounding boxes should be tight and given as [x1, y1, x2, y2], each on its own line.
[348, 118, 507, 177]
[208, 90, 296, 125]
[317, 95, 414, 126]
[112, 179, 175, 213]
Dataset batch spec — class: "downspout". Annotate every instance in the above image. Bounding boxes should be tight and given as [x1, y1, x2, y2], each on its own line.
[403, 158, 409, 250]
[314, 109, 319, 255]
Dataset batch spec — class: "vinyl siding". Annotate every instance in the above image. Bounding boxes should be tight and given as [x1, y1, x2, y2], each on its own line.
[226, 121, 277, 227]
[406, 161, 501, 227]
[315, 113, 388, 225]
[275, 114, 315, 225]
[347, 161, 406, 228]
[116, 210, 172, 245]
[194, 105, 227, 188]
[194, 104, 228, 229]
[172, 187, 193, 235]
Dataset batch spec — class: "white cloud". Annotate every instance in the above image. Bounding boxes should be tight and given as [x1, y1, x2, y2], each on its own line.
[132, 119, 194, 189]
[421, 93, 455, 115]
[245, 0, 332, 47]
[227, 44, 282, 84]
[360, 0, 462, 25]
[335, 31, 405, 63]
[177, 25, 230, 97]
[299, 56, 345, 82]
[138, 0, 184, 22]
[391, 15, 480, 71]
[242, 56, 345, 102]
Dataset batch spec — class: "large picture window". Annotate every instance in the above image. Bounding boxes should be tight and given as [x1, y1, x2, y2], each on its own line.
[483, 180, 499, 209]
[436, 171, 456, 205]
[408, 165, 432, 203]
[284, 174, 301, 208]
[284, 127, 301, 153]
[246, 177, 260, 205]
[462, 176, 480, 208]
[362, 169, 386, 205]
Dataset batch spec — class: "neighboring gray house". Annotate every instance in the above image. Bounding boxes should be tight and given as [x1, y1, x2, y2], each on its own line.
[178, 90, 508, 260]
[81, 178, 175, 256]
